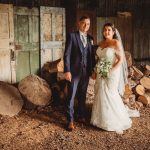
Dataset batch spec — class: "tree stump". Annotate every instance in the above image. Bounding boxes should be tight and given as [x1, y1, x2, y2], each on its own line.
[18, 74, 52, 106]
[0, 81, 23, 116]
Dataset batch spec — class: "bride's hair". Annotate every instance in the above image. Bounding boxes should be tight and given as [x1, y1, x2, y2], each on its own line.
[103, 23, 118, 39]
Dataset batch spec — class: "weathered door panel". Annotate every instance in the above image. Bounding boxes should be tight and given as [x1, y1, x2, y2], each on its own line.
[16, 51, 30, 82]
[14, 7, 39, 82]
[30, 50, 39, 74]
[40, 7, 66, 73]
[0, 4, 15, 83]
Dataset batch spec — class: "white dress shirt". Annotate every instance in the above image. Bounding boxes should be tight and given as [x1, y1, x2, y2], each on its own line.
[79, 30, 87, 47]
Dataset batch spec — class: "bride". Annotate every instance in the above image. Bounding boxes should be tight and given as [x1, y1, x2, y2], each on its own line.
[91, 23, 139, 134]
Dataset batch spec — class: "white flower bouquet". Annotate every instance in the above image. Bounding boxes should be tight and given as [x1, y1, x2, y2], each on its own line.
[95, 58, 112, 78]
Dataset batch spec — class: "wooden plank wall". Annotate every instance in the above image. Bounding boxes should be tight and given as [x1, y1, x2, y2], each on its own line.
[0, 0, 63, 7]
[133, 0, 150, 64]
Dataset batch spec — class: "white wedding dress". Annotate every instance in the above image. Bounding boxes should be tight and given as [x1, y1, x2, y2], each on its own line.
[91, 47, 133, 134]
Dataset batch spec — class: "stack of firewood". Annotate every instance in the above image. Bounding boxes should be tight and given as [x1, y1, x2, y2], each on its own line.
[121, 51, 150, 110]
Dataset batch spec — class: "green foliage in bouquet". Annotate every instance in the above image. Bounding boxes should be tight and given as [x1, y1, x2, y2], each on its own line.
[95, 58, 112, 78]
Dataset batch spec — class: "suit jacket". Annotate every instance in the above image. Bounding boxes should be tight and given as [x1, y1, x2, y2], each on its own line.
[64, 31, 96, 77]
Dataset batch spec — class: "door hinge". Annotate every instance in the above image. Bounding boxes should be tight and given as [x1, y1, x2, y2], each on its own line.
[10, 49, 15, 61]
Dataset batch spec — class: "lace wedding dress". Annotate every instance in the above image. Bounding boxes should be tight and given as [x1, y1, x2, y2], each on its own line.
[91, 47, 134, 134]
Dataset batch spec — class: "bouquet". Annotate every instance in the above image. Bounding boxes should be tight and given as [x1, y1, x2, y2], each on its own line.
[95, 58, 112, 78]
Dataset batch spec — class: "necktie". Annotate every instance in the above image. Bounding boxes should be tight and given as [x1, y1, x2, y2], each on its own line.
[81, 35, 87, 47]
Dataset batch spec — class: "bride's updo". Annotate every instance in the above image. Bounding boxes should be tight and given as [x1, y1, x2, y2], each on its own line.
[103, 23, 118, 39]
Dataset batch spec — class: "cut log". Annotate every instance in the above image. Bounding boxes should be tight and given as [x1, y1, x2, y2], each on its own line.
[18, 74, 52, 106]
[42, 58, 61, 73]
[123, 84, 132, 98]
[57, 59, 64, 72]
[122, 97, 129, 104]
[138, 94, 150, 105]
[0, 81, 23, 116]
[124, 94, 136, 109]
[128, 78, 137, 88]
[125, 51, 132, 67]
[145, 65, 150, 71]
[146, 92, 150, 97]
[128, 67, 134, 77]
[51, 80, 67, 106]
[129, 94, 136, 104]
[135, 84, 145, 95]
[42, 59, 62, 84]
[135, 101, 143, 110]
[140, 76, 150, 90]
[144, 65, 150, 76]
[132, 66, 143, 80]
[57, 72, 65, 81]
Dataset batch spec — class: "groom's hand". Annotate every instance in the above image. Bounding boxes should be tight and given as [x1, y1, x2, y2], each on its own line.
[91, 72, 96, 80]
[64, 72, 72, 82]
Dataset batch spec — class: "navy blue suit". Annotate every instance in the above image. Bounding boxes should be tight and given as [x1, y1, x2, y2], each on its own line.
[64, 31, 95, 121]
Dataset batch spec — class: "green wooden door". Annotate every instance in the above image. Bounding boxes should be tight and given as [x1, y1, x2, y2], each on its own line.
[14, 7, 39, 82]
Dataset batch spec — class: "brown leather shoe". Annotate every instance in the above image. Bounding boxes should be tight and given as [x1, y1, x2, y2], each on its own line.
[67, 121, 75, 131]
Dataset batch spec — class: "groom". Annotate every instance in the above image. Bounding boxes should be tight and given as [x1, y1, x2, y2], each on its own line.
[63, 16, 95, 131]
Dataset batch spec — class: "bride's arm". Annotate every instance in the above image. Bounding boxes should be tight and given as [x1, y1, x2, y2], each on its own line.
[112, 40, 123, 71]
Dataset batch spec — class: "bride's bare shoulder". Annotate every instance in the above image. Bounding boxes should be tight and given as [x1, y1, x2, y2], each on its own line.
[113, 39, 120, 45]
[113, 40, 122, 50]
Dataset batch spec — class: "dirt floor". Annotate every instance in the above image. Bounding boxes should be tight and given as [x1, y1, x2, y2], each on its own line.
[0, 104, 150, 150]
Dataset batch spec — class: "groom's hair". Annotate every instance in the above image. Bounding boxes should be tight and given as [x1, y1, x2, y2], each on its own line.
[79, 16, 90, 21]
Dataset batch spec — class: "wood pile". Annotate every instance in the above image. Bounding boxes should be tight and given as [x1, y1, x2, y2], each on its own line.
[122, 52, 150, 110]
[42, 59, 68, 106]
[42, 59, 62, 85]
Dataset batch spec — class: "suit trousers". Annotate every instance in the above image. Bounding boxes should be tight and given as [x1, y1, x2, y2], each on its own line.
[67, 67, 89, 121]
